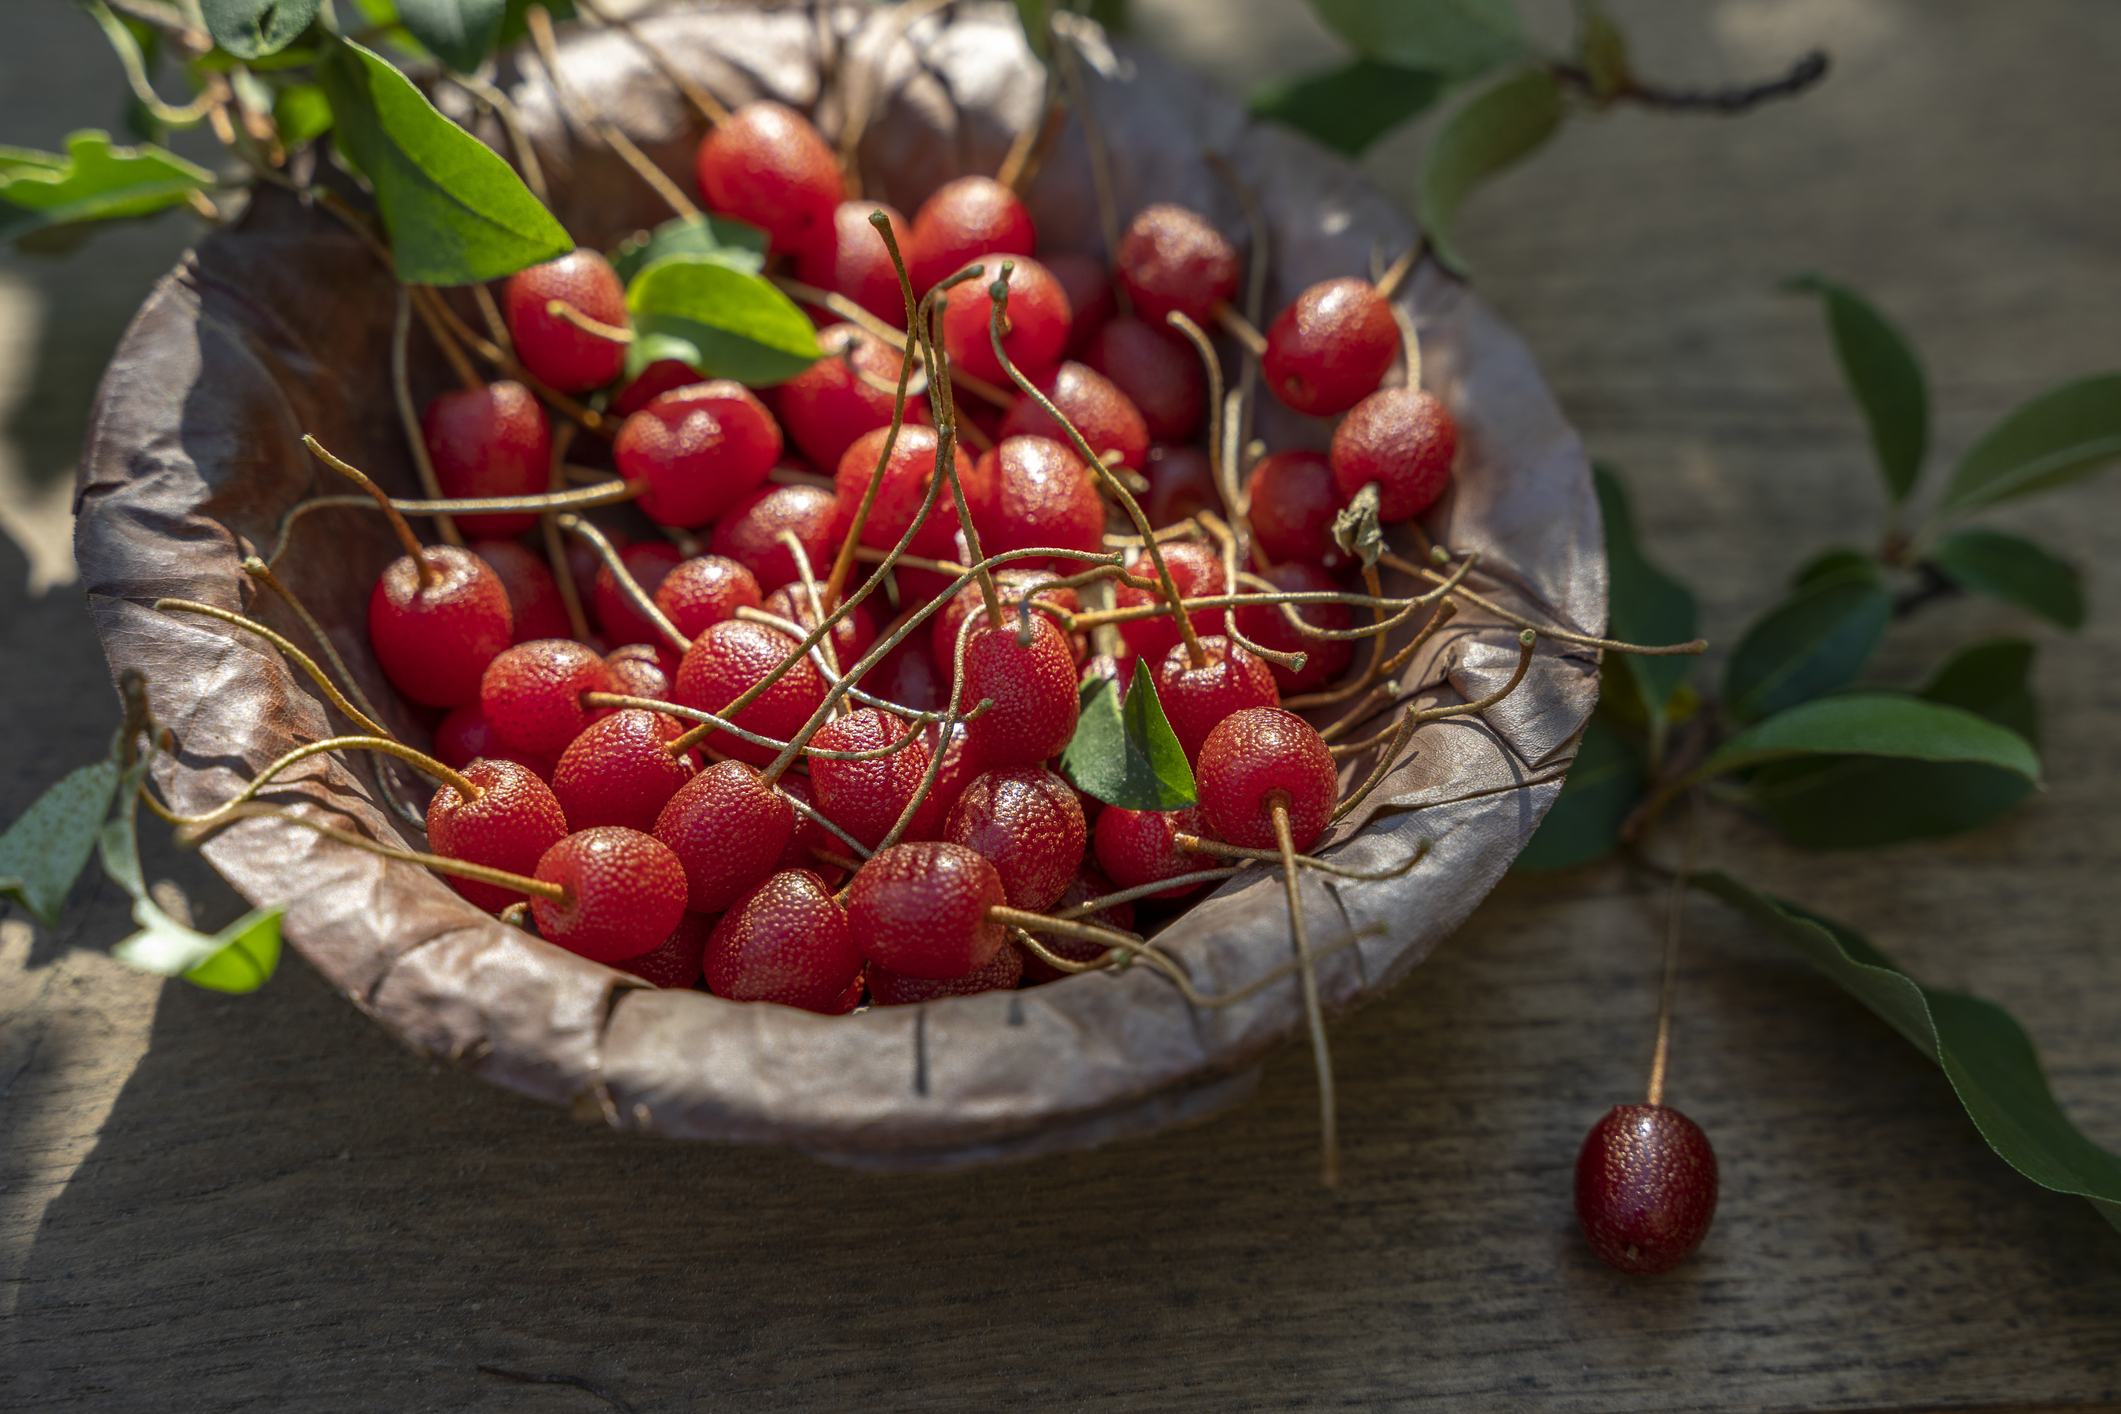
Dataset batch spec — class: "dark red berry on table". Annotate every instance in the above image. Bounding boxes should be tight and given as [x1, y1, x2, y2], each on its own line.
[704, 869, 864, 1012]
[531, 826, 688, 963]
[552, 707, 697, 834]
[693, 100, 843, 257]
[1196, 707, 1336, 851]
[975, 435, 1107, 573]
[503, 249, 630, 393]
[959, 613, 1080, 768]
[1020, 865, 1134, 984]
[1116, 203, 1240, 326]
[616, 909, 715, 990]
[772, 323, 929, 471]
[772, 773, 842, 879]
[1263, 277, 1400, 417]
[1248, 450, 1348, 569]
[612, 358, 703, 419]
[940, 254, 1071, 386]
[433, 703, 555, 781]
[805, 707, 938, 850]
[1085, 317, 1205, 442]
[1575, 1104, 1719, 1276]
[867, 942, 1025, 1005]
[369, 544, 514, 708]
[1093, 804, 1218, 899]
[615, 380, 784, 528]
[1330, 386, 1458, 522]
[1155, 634, 1280, 764]
[671, 618, 827, 767]
[845, 840, 1008, 980]
[653, 554, 762, 640]
[945, 765, 1087, 912]
[471, 539, 573, 643]
[591, 539, 684, 648]
[480, 638, 614, 758]
[1044, 251, 1115, 356]
[833, 423, 989, 560]
[996, 360, 1149, 470]
[1236, 561, 1354, 696]
[653, 759, 795, 913]
[1143, 443, 1220, 527]
[1113, 540, 1227, 668]
[796, 200, 914, 326]
[763, 583, 875, 672]
[709, 483, 843, 593]
[603, 642, 677, 702]
[426, 758, 569, 913]
[930, 568, 1078, 671]
[908, 175, 1036, 294]
[422, 382, 551, 536]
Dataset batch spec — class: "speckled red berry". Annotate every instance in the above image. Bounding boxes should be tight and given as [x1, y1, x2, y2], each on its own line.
[616, 910, 715, 990]
[1116, 203, 1240, 326]
[1155, 635, 1280, 763]
[1263, 277, 1400, 417]
[426, 758, 569, 913]
[615, 380, 783, 528]
[1197, 707, 1336, 851]
[368, 545, 514, 708]
[959, 613, 1080, 768]
[531, 826, 688, 963]
[996, 361, 1149, 470]
[704, 869, 863, 1011]
[845, 840, 1007, 980]
[1575, 1104, 1719, 1276]
[653, 759, 795, 913]
[945, 765, 1086, 912]
[552, 707, 696, 834]
[471, 538, 573, 643]
[480, 638, 613, 758]
[867, 942, 1025, 1005]
[503, 249, 630, 393]
[654, 554, 762, 640]
[1330, 386, 1457, 522]
[693, 100, 843, 257]
[709, 483, 842, 593]
[1093, 805, 1217, 899]
[423, 382, 551, 536]
[671, 618, 827, 767]
[908, 175, 1036, 294]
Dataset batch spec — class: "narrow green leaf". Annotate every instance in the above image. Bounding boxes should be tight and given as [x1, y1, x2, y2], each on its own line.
[394, 0, 507, 72]
[610, 213, 767, 286]
[1791, 546, 1881, 590]
[1249, 61, 1448, 157]
[1594, 465, 1698, 714]
[626, 255, 822, 387]
[1695, 691, 2040, 784]
[1721, 577, 1892, 724]
[1697, 871, 2121, 1234]
[1417, 67, 1564, 276]
[1511, 715, 1642, 871]
[1929, 526, 2084, 630]
[0, 131, 214, 245]
[1939, 374, 2121, 513]
[201, 0, 323, 59]
[318, 37, 573, 285]
[1788, 275, 1928, 503]
[1307, 0, 1528, 79]
[1060, 662, 1197, 810]
[272, 83, 334, 148]
[0, 761, 121, 927]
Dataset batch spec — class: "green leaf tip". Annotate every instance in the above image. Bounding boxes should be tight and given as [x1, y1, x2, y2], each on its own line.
[1059, 661, 1197, 811]
[1787, 274, 1928, 503]
[625, 255, 821, 387]
[1695, 691, 2041, 786]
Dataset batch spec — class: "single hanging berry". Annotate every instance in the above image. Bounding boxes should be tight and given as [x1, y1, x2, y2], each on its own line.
[1574, 1104, 1719, 1276]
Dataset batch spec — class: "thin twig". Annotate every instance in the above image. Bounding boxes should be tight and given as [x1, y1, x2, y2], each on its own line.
[393, 289, 463, 546]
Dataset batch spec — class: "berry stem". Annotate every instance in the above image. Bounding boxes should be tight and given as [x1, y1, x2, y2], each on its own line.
[1208, 301, 1268, 358]
[154, 598, 392, 740]
[1164, 311, 1252, 568]
[1051, 868, 1242, 918]
[1194, 510, 1304, 671]
[866, 605, 987, 856]
[988, 905, 1142, 953]
[151, 734, 481, 829]
[184, 802, 565, 902]
[300, 436, 435, 588]
[409, 283, 613, 438]
[925, 287, 1004, 630]
[571, 0, 731, 125]
[469, 281, 515, 356]
[996, 65, 1063, 192]
[1170, 833, 1429, 882]
[1377, 550, 1709, 658]
[1374, 239, 1423, 303]
[1647, 794, 1699, 1109]
[1272, 796, 1339, 1189]
[240, 557, 399, 746]
[557, 513, 690, 654]
[543, 299, 635, 344]
[391, 289, 465, 547]
[265, 478, 647, 564]
[1205, 149, 1269, 461]
[777, 785, 873, 860]
[543, 421, 595, 641]
[444, 72, 550, 209]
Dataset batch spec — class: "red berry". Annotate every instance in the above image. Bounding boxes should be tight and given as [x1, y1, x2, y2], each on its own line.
[1019, 865, 1134, 984]
[480, 638, 613, 758]
[945, 765, 1086, 911]
[611, 358, 703, 418]
[930, 568, 1078, 671]
[1156, 635, 1280, 763]
[1092, 805, 1217, 898]
[772, 323, 929, 471]
[711, 483, 842, 593]
[762, 583, 875, 673]
[704, 869, 863, 1011]
[805, 707, 939, 850]
[671, 618, 827, 766]
[845, 840, 1007, 979]
[868, 943, 1024, 1005]
[552, 707, 696, 833]
[795, 200, 914, 327]
[653, 759, 795, 913]
[860, 635, 945, 714]
[1044, 252, 1115, 356]
[423, 382, 551, 536]
[1575, 1104, 1719, 1275]
[1143, 443, 1220, 527]
[433, 703, 556, 781]
[1330, 387, 1457, 522]
[615, 380, 783, 528]
[959, 614, 1080, 767]
[1196, 707, 1335, 851]
[532, 826, 688, 962]
[975, 435, 1106, 573]
[603, 642, 678, 702]
[1263, 277, 1400, 416]
[693, 100, 843, 257]
[1116, 203, 1240, 326]
[1113, 540, 1226, 667]
[591, 539, 683, 647]
[1247, 450, 1348, 569]
[996, 361, 1149, 470]
[940, 254, 1071, 386]
[369, 545, 514, 708]
[503, 249, 629, 393]
[1085, 317, 1205, 441]
[833, 423, 988, 560]
[1235, 561, 1354, 696]
[426, 758, 569, 913]
[616, 909, 715, 989]
[471, 538, 573, 643]
[653, 554, 762, 640]
[908, 175, 1036, 294]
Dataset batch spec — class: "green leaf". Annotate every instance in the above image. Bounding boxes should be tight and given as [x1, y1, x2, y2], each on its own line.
[1696, 871, 2121, 1234]
[625, 255, 822, 387]
[1579, 6, 1630, 101]
[609, 213, 767, 286]
[1920, 637, 2038, 745]
[0, 131, 215, 245]
[394, 0, 506, 72]
[1929, 526, 2084, 630]
[1694, 691, 2040, 785]
[113, 904, 285, 990]
[1249, 61, 1448, 157]
[272, 82, 334, 148]
[1788, 275, 1928, 503]
[1792, 546, 1881, 590]
[1012, 0, 1052, 59]
[1595, 464, 1698, 714]
[1060, 661, 1197, 811]
[202, 0, 323, 59]
[1306, 0, 1528, 79]
[318, 37, 573, 286]
[1512, 714, 1642, 871]
[1721, 577, 1892, 724]
[1417, 67, 1564, 276]
[1939, 374, 2121, 513]
[0, 761, 121, 927]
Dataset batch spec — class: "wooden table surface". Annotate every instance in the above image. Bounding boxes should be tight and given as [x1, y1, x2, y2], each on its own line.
[5, 1, 2120, 1408]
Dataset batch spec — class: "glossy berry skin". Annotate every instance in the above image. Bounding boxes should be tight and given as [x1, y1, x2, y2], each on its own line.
[552, 708, 696, 834]
[833, 424, 988, 560]
[604, 643, 677, 702]
[653, 760, 795, 913]
[1045, 252, 1115, 356]
[369, 545, 514, 708]
[930, 568, 1078, 672]
[805, 708, 937, 850]
[426, 758, 569, 913]
[532, 826, 688, 963]
[1575, 1104, 1719, 1275]
[1113, 540, 1227, 668]
[503, 249, 630, 393]
[422, 382, 551, 536]
[763, 583, 875, 673]
[975, 435, 1106, 573]
[941, 254, 1071, 386]
[1156, 635, 1280, 764]
[796, 200, 914, 327]
[615, 380, 784, 528]
[612, 358, 703, 418]
[471, 538, 573, 643]
[672, 619, 827, 767]
[909, 176, 1036, 294]
[1116, 204, 1240, 326]
[1247, 450, 1347, 569]
[617, 910, 715, 990]
[945, 765, 1086, 912]
[480, 638, 613, 758]
[591, 539, 684, 648]
[1093, 805, 1217, 899]
[1330, 387, 1458, 522]
[845, 840, 1007, 980]
[1196, 708, 1336, 851]
[711, 484, 842, 593]
[705, 869, 864, 1012]
[772, 323, 929, 471]
[997, 361, 1149, 470]
[1263, 277, 1400, 416]
[693, 100, 843, 257]
[1143, 443, 1219, 527]
[1021, 866, 1134, 984]
[653, 554, 762, 641]
[868, 943, 1025, 1005]
[432, 704, 555, 781]
[1085, 317, 1205, 442]
[1236, 561, 1354, 696]
[960, 614, 1080, 768]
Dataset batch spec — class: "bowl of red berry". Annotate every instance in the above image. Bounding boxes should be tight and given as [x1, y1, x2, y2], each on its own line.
[76, 1, 1604, 1172]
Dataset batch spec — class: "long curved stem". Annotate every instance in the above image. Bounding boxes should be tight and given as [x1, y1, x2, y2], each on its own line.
[1274, 798, 1338, 1189]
